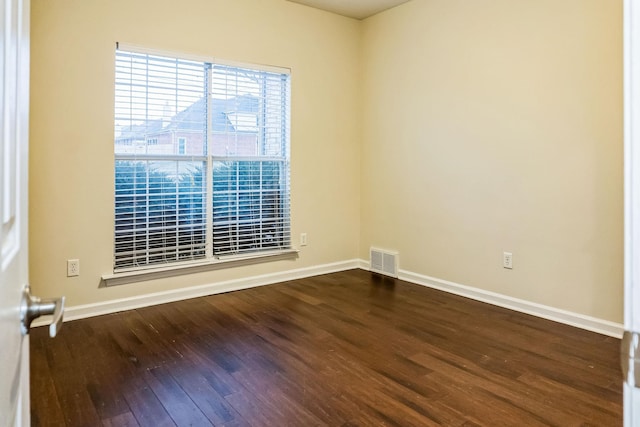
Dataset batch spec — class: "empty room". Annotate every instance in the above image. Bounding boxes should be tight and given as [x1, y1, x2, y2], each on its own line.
[0, 0, 630, 425]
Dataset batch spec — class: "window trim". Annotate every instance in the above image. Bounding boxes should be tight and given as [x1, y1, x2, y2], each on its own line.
[101, 248, 299, 287]
[113, 43, 292, 277]
[116, 42, 291, 76]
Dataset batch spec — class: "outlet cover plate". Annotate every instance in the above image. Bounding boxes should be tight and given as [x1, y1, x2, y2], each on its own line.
[503, 252, 513, 269]
[67, 259, 80, 277]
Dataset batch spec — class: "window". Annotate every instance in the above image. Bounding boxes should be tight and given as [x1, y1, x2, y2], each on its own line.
[114, 47, 291, 272]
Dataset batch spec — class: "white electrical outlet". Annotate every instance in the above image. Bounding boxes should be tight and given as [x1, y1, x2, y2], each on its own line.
[67, 259, 80, 277]
[300, 233, 308, 246]
[503, 252, 513, 269]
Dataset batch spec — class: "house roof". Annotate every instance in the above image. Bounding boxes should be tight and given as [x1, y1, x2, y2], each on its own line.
[116, 119, 163, 140]
[116, 95, 260, 141]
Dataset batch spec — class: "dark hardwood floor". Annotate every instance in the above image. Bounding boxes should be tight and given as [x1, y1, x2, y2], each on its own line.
[30, 269, 622, 426]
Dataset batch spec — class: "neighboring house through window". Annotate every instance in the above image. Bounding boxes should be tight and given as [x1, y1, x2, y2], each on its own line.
[114, 46, 291, 271]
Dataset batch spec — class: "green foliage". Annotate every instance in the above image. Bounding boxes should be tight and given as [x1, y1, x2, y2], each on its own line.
[114, 160, 289, 268]
[114, 161, 205, 268]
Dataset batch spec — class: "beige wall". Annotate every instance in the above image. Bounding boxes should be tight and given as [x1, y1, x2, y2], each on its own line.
[361, 0, 623, 322]
[29, 0, 361, 305]
[30, 0, 623, 324]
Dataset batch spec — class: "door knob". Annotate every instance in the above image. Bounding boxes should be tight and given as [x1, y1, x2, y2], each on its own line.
[21, 286, 65, 337]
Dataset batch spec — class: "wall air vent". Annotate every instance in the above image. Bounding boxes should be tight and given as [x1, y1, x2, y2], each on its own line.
[370, 247, 399, 278]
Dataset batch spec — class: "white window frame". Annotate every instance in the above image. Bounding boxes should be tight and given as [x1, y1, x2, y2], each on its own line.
[105, 44, 296, 286]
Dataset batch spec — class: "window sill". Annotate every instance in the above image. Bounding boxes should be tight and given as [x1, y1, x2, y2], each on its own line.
[100, 249, 299, 287]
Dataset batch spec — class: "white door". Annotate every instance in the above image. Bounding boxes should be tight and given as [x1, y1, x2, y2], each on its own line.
[0, 0, 31, 425]
[624, 0, 640, 425]
[1, 1, 65, 426]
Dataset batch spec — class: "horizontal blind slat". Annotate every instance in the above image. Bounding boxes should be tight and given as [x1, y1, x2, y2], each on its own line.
[115, 48, 290, 269]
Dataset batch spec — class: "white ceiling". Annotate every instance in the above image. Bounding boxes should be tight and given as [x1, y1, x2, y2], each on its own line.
[286, 0, 411, 20]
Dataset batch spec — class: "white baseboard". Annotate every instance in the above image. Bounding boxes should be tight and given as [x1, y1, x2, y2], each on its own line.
[36, 258, 624, 339]
[33, 259, 360, 327]
[358, 259, 623, 338]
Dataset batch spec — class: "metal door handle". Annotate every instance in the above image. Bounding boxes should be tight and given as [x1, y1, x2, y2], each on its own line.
[21, 286, 65, 337]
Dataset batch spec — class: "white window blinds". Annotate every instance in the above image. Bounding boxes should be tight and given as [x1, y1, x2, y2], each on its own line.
[114, 47, 290, 271]
[210, 64, 291, 256]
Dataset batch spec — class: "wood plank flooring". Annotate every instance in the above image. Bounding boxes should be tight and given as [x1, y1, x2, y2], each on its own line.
[30, 269, 622, 426]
